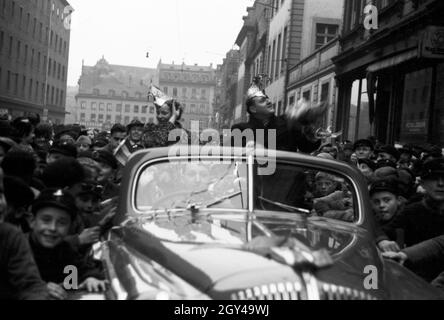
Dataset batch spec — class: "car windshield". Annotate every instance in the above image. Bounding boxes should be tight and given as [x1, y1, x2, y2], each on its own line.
[135, 156, 358, 223]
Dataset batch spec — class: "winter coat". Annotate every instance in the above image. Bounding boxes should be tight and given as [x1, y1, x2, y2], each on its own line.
[0, 223, 49, 300]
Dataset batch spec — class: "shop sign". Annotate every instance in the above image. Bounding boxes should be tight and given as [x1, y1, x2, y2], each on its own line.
[420, 26, 444, 58]
[405, 121, 426, 133]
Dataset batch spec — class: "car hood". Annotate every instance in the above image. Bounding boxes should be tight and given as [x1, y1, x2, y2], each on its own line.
[108, 212, 388, 299]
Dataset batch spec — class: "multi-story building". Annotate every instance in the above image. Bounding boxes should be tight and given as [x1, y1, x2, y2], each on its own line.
[265, 0, 343, 116]
[234, 0, 271, 122]
[214, 49, 240, 129]
[0, 0, 72, 123]
[286, 39, 340, 131]
[75, 57, 158, 130]
[158, 61, 216, 131]
[333, 0, 444, 145]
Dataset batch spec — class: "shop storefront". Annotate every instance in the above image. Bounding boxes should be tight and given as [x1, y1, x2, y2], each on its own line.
[333, 1, 444, 146]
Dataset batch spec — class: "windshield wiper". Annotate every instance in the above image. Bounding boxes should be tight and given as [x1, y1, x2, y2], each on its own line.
[258, 196, 310, 214]
[204, 191, 242, 209]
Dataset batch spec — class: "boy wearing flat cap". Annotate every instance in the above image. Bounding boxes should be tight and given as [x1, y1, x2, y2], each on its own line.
[353, 139, 374, 161]
[379, 158, 444, 250]
[92, 150, 119, 200]
[28, 189, 106, 300]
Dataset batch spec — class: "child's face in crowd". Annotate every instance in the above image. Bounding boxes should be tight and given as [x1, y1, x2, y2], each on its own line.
[31, 207, 71, 248]
[76, 194, 100, 215]
[315, 178, 336, 197]
[421, 174, 444, 202]
[97, 162, 113, 184]
[355, 146, 372, 160]
[76, 143, 91, 154]
[371, 191, 400, 222]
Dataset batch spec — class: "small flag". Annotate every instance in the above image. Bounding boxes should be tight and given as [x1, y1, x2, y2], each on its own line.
[114, 137, 132, 167]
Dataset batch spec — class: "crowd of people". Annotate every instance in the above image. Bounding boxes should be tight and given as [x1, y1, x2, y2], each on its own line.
[314, 137, 444, 290]
[0, 80, 443, 299]
[0, 85, 190, 300]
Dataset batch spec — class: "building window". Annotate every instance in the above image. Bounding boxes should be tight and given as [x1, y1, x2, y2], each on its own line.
[321, 82, 330, 103]
[141, 117, 146, 123]
[149, 106, 154, 114]
[99, 103, 105, 111]
[116, 104, 122, 113]
[191, 104, 196, 113]
[192, 88, 197, 99]
[124, 116, 130, 125]
[28, 78, 33, 99]
[182, 87, 187, 98]
[108, 90, 115, 97]
[142, 105, 147, 114]
[91, 102, 97, 110]
[91, 114, 97, 121]
[80, 113, 85, 121]
[163, 87, 168, 94]
[271, 39, 276, 81]
[173, 88, 178, 97]
[303, 90, 311, 102]
[134, 105, 139, 113]
[275, 33, 281, 80]
[16, 40, 21, 61]
[106, 115, 111, 122]
[115, 115, 122, 123]
[24, 44, 27, 64]
[35, 80, 39, 101]
[107, 103, 112, 112]
[200, 104, 205, 113]
[125, 104, 130, 113]
[81, 101, 86, 110]
[315, 24, 338, 50]
[98, 114, 104, 123]
[149, 118, 154, 124]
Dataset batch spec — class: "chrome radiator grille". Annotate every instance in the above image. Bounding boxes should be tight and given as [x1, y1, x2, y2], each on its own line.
[319, 283, 378, 300]
[231, 282, 306, 300]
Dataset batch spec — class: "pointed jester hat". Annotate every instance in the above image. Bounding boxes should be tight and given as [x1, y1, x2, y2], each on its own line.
[148, 85, 172, 107]
[246, 74, 269, 100]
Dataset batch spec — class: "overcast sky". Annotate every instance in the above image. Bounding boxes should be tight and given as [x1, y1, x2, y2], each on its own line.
[66, 0, 253, 86]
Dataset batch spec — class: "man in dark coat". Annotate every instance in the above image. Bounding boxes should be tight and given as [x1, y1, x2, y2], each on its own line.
[230, 75, 324, 153]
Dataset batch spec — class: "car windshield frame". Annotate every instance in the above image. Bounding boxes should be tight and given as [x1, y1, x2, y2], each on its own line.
[131, 154, 363, 225]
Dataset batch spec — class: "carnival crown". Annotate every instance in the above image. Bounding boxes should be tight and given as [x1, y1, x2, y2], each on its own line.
[246, 74, 268, 100]
[148, 85, 172, 106]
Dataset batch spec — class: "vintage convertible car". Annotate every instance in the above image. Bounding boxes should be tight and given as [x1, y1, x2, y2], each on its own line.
[89, 146, 443, 300]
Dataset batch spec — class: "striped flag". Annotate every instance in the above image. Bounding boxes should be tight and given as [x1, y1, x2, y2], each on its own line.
[114, 137, 132, 167]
